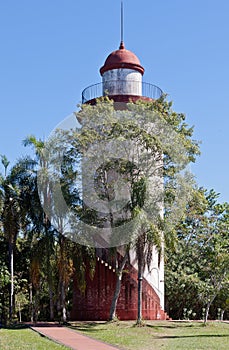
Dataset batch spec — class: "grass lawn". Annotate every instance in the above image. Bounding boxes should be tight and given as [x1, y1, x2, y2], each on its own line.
[0, 321, 228, 350]
[69, 320, 229, 350]
[0, 326, 69, 350]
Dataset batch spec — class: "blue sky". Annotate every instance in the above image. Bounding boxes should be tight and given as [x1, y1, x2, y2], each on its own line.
[0, 0, 229, 201]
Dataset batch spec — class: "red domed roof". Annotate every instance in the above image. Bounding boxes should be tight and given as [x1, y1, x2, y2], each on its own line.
[100, 41, 145, 76]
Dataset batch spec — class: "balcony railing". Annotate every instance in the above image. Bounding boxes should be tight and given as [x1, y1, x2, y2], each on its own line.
[82, 81, 163, 104]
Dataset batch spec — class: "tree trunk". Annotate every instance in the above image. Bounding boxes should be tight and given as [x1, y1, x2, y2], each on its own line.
[204, 302, 211, 324]
[9, 241, 14, 323]
[43, 257, 55, 321]
[204, 294, 217, 324]
[48, 283, 54, 321]
[109, 251, 128, 321]
[45, 228, 54, 321]
[48, 267, 54, 320]
[18, 302, 21, 323]
[137, 250, 144, 325]
[29, 283, 33, 323]
[137, 234, 144, 325]
[221, 310, 225, 321]
[61, 281, 67, 323]
[137, 267, 143, 325]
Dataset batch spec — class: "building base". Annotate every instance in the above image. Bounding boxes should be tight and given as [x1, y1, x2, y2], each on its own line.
[71, 253, 168, 321]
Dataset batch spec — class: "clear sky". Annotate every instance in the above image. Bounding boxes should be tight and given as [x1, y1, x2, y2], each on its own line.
[0, 0, 229, 201]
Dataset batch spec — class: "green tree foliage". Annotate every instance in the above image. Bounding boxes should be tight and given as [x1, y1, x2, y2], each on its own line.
[1, 96, 228, 326]
[63, 97, 200, 323]
[0, 155, 36, 323]
[23, 135, 96, 323]
[0, 246, 10, 324]
[165, 188, 229, 321]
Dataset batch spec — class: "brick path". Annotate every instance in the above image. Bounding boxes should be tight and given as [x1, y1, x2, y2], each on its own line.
[31, 325, 121, 350]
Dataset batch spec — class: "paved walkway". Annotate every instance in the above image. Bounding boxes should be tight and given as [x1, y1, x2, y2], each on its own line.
[31, 324, 121, 350]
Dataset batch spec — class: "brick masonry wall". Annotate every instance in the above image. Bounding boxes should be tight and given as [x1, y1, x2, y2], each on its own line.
[71, 257, 167, 320]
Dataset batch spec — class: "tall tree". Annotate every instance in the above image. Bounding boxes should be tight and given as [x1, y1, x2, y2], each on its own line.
[63, 97, 200, 323]
[23, 136, 56, 320]
[0, 156, 32, 322]
[165, 188, 229, 322]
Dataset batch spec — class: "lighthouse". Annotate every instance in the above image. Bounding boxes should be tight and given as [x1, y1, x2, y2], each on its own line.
[70, 32, 169, 320]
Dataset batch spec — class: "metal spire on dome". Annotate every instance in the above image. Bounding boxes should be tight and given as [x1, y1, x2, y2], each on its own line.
[119, 1, 125, 49]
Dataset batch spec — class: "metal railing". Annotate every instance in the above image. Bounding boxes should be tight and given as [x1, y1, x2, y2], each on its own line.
[82, 80, 163, 103]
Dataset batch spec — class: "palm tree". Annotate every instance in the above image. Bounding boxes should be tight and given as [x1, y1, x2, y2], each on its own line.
[10, 153, 54, 322]
[0, 156, 24, 322]
[23, 136, 57, 321]
[0, 155, 10, 178]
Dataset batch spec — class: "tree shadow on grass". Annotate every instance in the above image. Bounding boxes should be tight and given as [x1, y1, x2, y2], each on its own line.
[140, 321, 198, 330]
[156, 334, 229, 339]
[68, 321, 107, 333]
[145, 323, 190, 330]
[2, 324, 29, 330]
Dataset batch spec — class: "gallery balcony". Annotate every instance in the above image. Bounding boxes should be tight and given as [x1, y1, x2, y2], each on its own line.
[82, 80, 163, 104]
